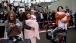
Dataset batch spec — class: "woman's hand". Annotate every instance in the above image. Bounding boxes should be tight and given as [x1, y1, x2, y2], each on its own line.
[9, 24, 13, 28]
[12, 23, 16, 27]
[63, 21, 67, 23]
[9, 23, 16, 28]
[31, 27, 35, 30]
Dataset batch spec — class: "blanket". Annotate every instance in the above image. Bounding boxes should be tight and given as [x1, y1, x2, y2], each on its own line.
[24, 20, 40, 40]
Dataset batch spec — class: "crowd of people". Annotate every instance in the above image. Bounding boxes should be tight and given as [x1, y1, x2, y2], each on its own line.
[0, 0, 76, 43]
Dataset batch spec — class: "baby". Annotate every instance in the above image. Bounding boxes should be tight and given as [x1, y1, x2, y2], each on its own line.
[31, 10, 37, 21]
[57, 12, 70, 22]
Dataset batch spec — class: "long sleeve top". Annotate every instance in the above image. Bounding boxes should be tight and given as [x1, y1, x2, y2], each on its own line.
[23, 20, 31, 30]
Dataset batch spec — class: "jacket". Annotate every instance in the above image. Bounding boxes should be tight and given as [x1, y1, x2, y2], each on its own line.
[4, 19, 22, 36]
[55, 12, 70, 25]
[55, 12, 71, 30]
[23, 20, 31, 30]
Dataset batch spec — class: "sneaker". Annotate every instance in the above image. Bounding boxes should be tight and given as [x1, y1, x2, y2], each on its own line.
[73, 25, 75, 27]
[68, 26, 72, 28]
[69, 26, 74, 28]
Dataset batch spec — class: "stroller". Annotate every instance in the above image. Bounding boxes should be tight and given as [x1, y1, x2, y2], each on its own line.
[46, 22, 66, 43]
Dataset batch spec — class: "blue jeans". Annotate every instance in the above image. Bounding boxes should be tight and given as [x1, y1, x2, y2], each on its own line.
[26, 39, 31, 43]
[8, 39, 21, 43]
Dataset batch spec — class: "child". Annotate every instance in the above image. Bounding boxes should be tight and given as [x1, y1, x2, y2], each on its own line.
[31, 10, 36, 21]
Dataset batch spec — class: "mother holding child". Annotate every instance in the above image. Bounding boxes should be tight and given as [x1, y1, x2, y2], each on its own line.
[23, 11, 40, 43]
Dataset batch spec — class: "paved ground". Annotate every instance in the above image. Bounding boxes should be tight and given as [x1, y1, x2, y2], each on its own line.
[0, 28, 76, 43]
[67, 28, 76, 43]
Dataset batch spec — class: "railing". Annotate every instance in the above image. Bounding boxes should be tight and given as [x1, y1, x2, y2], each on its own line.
[37, 20, 56, 29]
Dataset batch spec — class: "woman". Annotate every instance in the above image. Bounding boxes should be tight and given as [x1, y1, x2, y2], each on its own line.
[18, 10, 25, 22]
[5, 11, 22, 43]
[23, 11, 40, 43]
[55, 6, 70, 43]
[43, 9, 47, 21]
[42, 9, 48, 26]
[3, 9, 8, 21]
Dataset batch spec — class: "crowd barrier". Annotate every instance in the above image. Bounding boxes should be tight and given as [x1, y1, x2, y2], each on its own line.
[37, 20, 56, 29]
